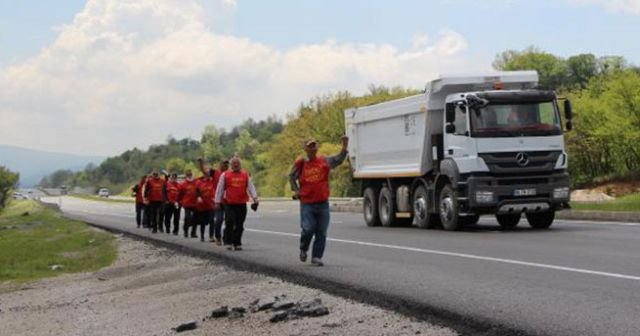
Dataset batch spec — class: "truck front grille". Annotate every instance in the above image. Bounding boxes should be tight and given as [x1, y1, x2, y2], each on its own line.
[479, 151, 562, 175]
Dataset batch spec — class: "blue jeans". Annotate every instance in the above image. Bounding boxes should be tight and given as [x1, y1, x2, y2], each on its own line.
[300, 201, 330, 259]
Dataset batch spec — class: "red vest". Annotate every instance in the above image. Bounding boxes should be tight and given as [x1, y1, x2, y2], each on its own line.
[178, 179, 197, 208]
[297, 155, 330, 204]
[195, 177, 216, 211]
[223, 170, 250, 205]
[165, 181, 179, 204]
[135, 182, 145, 204]
[147, 178, 164, 202]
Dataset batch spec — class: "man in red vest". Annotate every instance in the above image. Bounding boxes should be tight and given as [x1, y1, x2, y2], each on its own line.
[131, 175, 147, 228]
[178, 169, 198, 238]
[194, 170, 216, 242]
[289, 136, 348, 266]
[198, 158, 228, 244]
[144, 169, 166, 233]
[163, 172, 181, 235]
[214, 157, 259, 251]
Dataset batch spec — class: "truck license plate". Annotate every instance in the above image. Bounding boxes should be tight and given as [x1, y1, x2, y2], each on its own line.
[514, 188, 536, 196]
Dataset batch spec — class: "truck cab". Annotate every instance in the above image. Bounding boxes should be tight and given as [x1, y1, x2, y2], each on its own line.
[440, 89, 571, 229]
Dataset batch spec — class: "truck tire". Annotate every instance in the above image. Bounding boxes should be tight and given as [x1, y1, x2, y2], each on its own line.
[439, 184, 461, 231]
[526, 210, 555, 229]
[363, 187, 381, 227]
[378, 187, 397, 227]
[496, 214, 520, 228]
[414, 185, 438, 229]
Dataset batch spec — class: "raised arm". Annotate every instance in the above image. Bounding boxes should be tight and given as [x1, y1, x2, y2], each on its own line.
[324, 136, 349, 169]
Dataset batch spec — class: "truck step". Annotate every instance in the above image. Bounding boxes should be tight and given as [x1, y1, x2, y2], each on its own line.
[395, 212, 412, 218]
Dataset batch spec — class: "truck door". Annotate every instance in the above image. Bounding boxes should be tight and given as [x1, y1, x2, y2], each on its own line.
[444, 102, 475, 162]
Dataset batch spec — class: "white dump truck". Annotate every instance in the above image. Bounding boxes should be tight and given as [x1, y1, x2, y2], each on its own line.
[344, 71, 572, 230]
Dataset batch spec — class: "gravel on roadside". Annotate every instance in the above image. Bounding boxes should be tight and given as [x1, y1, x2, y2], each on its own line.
[0, 235, 457, 336]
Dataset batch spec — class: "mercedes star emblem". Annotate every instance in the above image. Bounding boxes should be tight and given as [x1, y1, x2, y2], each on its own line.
[516, 152, 529, 167]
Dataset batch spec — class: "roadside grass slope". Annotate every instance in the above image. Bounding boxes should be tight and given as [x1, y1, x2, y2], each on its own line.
[0, 200, 117, 284]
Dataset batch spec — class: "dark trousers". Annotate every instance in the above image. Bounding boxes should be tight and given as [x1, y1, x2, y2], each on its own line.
[158, 205, 165, 232]
[164, 203, 181, 233]
[183, 207, 195, 237]
[193, 209, 214, 238]
[148, 201, 163, 232]
[300, 201, 330, 259]
[225, 204, 247, 247]
[135, 203, 145, 227]
[212, 205, 225, 240]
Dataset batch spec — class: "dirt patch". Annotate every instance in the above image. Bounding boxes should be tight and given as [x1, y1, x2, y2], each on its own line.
[586, 176, 640, 198]
[0, 236, 457, 336]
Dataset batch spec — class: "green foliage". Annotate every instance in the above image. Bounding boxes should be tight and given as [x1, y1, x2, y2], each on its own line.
[493, 46, 632, 90]
[567, 70, 640, 186]
[0, 200, 117, 283]
[0, 166, 19, 210]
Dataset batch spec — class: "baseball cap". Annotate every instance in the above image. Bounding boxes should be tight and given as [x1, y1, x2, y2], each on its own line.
[304, 138, 318, 147]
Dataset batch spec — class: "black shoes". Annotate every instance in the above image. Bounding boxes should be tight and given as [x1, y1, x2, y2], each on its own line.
[300, 250, 307, 262]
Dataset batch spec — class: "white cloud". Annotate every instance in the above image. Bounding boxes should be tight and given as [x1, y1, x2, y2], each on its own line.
[0, 0, 481, 156]
[223, 0, 237, 8]
[569, 0, 640, 15]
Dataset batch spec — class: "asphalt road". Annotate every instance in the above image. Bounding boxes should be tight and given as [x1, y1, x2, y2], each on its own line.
[44, 196, 640, 336]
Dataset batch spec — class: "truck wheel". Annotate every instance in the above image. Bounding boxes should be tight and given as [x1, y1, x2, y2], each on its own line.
[414, 185, 438, 229]
[439, 184, 461, 231]
[363, 187, 381, 227]
[496, 214, 521, 228]
[526, 210, 555, 229]
[378, 187, 397, 227]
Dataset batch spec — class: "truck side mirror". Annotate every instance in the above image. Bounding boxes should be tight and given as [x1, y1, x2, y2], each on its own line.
[563, 100, 573, 131]
[564, 100, 573, 120]
[565, 120, 573, 131]
[445, 103, 455, 123]
[445, 123, 456, 134]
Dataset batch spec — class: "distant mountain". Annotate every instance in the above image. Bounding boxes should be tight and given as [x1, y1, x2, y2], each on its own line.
[0, 145, 105, 187]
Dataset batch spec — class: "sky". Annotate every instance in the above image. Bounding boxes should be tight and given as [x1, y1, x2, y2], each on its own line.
[0, 0, 639, 157]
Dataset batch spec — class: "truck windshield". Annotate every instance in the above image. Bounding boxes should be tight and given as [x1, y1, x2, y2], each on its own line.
[470, 101, 561, 137]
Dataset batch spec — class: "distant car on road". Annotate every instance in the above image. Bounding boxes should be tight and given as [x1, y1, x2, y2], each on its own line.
[98, 188, 110, 198]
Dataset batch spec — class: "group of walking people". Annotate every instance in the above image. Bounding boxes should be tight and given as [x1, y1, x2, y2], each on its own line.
[132, 156, 259, 251]
[131, 135, 349, 265]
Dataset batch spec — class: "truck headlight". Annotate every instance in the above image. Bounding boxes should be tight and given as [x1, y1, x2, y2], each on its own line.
[475, 191, 494, 203]
[553, 187, 569, 199]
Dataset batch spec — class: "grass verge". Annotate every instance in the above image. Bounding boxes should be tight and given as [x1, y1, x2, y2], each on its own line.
[70, 194, 134, 203]
[572, 193, 640, 212]
[0, 200, 117, 284]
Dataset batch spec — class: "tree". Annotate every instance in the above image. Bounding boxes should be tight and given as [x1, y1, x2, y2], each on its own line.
[566, 54, 598, 89]
[165, 158, 187, 175]
[201, 125, 224, 162]
[493, 46, 568, 90]
[0, 166, 19, 209]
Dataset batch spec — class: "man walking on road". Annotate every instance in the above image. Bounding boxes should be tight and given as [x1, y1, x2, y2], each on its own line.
[132, 175, 147, 228]
[194, 169, 216, 242]
[198, 158, 228, 245]
[144, 169, 165, 234]
[289, 136, 349, 266]
[178, 169, 198, 238]
[163, 172, 181, 235]
[214, 157, 259, 251]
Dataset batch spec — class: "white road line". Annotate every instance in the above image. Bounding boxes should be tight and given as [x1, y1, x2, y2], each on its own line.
[247, 228, 640, 282]
[62, 206, 640, 282]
